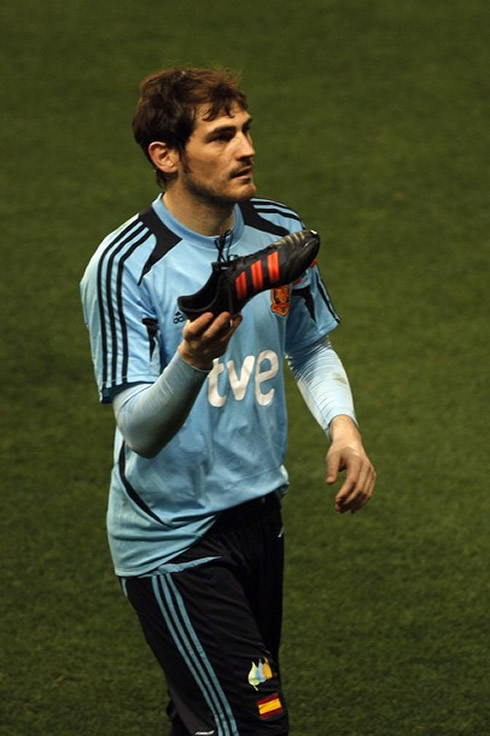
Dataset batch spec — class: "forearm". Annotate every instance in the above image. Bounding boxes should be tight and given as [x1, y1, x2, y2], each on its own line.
[113, 312, 242, 458]
[287, 336, 357, 435]
[113, 351, 210, 458]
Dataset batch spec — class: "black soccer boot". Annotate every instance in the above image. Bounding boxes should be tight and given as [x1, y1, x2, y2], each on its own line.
[177, 229, 320, 319]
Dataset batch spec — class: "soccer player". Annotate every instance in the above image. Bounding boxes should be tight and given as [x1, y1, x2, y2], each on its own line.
[80, 67, 376, 736]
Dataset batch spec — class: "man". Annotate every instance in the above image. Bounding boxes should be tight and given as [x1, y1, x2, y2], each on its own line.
[81, 67, 375, 736]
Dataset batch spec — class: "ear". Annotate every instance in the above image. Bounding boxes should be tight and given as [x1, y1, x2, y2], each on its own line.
[147, 141, 180, 176]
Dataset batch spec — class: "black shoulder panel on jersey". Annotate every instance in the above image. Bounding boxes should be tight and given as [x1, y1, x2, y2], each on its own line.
[292, 270, 340, 324]
[137, 206, 181, 284]
[251, 197, 303, 224]
[254, 207, 302, 223]
[292, 286, 316, 321]
[239, 200, 289, 237]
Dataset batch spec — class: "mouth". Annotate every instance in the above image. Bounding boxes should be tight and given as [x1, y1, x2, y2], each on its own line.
[231, 166, 254, 180]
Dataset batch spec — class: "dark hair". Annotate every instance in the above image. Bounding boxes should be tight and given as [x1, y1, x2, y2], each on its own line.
[132, 67, 248, 186]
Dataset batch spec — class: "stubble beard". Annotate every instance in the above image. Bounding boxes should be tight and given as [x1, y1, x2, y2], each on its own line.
[183, 171, 256, 209]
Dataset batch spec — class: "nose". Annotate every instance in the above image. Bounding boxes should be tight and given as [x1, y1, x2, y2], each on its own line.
[238, 132, 255, 159]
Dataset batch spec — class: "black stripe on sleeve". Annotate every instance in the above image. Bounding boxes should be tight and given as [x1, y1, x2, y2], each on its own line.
[313, 269, 340, 323]
[96, 220, 146, 390]
[112, 233, 153, 385]
[100, 207, 181, 395]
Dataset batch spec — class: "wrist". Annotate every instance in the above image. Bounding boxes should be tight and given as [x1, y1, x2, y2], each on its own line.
[178, 342, 213, 372]
[328, 414, 359, 441]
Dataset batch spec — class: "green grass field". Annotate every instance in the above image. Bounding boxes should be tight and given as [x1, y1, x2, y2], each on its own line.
[2, 1, 489, 734]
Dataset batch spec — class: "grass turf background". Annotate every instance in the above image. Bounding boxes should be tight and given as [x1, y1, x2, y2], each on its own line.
[1, 0, 489, 734]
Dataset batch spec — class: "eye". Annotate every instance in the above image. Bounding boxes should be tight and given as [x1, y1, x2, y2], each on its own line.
[208, 128, 235, 143]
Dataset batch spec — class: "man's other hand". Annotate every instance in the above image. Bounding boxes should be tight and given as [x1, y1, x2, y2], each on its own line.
[326, 415, 376, 513]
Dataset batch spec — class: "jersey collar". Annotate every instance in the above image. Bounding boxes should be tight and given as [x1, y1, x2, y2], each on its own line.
[152, 195, 245, 250]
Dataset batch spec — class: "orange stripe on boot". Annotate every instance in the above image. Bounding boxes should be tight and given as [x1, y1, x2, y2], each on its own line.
[267, 250, 280, 283]
[250, 260, 264, 291]
[235, 271, 248, 301]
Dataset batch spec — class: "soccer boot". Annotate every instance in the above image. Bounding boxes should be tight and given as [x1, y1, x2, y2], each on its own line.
[177, 229, 320, 319]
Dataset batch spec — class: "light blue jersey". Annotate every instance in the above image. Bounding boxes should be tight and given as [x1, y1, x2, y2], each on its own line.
[81, 196, 340, 576]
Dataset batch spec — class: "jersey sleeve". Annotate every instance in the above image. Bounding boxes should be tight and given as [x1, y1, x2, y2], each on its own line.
[80, 244, 162, 403]
[285, 263, 340, 355]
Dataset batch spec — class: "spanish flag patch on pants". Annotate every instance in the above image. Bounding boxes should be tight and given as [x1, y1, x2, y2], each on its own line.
[257, 693, 284, 719]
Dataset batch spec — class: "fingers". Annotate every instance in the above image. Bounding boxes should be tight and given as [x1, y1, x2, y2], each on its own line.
[180, 311, 242, 370]
[335, 457, 376, 513]
[326, 445, 376, 514]
[194, 313, 242, 350]
[184, 312, 241, 341]
[183, 311, 216, 336]
[325, 449, 341, 485]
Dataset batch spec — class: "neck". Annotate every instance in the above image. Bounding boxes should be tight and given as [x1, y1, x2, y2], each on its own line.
[162, 189, 235, 236]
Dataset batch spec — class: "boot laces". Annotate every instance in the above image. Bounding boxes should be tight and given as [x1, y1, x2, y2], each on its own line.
[214, 230, 236, 264]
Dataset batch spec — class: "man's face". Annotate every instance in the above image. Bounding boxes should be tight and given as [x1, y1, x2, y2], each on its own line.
[176, 103, 256, 206]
